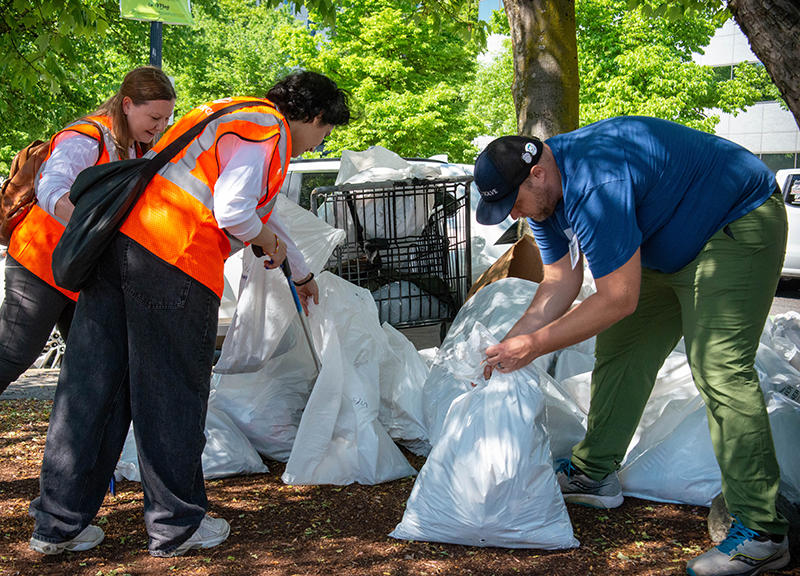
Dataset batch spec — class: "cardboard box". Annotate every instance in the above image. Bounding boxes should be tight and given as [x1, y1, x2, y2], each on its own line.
[466, 234, 544, 300]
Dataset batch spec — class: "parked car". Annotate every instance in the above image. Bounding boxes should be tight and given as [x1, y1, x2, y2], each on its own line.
[777, 168, 800, 279]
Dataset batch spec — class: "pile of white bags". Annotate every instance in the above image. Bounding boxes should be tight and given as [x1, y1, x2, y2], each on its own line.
[318, 146, 441, 242]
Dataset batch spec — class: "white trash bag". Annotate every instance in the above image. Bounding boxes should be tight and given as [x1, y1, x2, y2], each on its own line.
[215, 195, 345, 375]
[282, 272, 418, 485]
[114, 399, 267, 482]
[209, 317, 318, 462]
[422, 278, 554, 451]
[618, 394, 721, 506]
[390, 324, 579, 550]
[378, 323, 430, 455]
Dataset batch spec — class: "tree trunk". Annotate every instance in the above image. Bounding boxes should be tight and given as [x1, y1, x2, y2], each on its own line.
[504, 0, 580, 140]
[727, 0, 800, 130]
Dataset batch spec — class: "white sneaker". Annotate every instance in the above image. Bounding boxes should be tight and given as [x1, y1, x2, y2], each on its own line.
[166, 515, 230, 557]
[30, 525, 105, 555]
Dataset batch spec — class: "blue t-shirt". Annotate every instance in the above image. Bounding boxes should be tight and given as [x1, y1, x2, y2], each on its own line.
[531, 116, 776, 277]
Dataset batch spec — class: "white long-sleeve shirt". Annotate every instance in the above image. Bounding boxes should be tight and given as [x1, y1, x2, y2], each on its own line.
[35, 130, 308, 278]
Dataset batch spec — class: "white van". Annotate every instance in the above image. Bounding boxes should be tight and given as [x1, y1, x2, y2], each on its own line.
[776, 168, 800, 279]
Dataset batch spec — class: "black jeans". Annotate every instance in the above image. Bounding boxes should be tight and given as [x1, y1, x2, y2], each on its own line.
[0, 255, 75, 394]
[29, 234, 219, 555]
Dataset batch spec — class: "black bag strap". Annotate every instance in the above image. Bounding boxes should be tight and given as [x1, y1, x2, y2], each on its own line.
[139, 99, 272, 183]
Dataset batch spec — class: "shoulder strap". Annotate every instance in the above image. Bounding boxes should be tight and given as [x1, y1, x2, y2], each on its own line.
[140, 100, 269, 183]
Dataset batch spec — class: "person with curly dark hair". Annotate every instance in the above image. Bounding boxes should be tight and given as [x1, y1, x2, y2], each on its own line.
[29, 71, 349, 558]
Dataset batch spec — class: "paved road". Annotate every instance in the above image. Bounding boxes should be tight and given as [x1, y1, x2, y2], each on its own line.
[4, 283, 800, 402]
[773, 278, 800, 316]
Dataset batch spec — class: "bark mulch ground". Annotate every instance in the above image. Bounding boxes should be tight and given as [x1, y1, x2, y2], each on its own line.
[1, 399, 798, 576]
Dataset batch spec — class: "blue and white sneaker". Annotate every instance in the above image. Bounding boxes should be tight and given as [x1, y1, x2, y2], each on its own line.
[686, 517, 789, 576]
[554, 458, 624, 509]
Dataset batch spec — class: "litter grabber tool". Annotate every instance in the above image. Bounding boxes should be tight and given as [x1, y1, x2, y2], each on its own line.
[252, 244, 322, 374]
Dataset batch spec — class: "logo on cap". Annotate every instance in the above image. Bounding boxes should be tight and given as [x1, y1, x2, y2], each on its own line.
[525, 142, 538, 155]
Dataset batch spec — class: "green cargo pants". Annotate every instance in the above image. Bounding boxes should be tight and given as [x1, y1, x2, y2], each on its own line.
[571, 192, 789, 535]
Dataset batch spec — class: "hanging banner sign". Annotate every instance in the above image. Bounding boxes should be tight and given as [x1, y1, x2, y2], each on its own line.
[120, 0, 194, 25]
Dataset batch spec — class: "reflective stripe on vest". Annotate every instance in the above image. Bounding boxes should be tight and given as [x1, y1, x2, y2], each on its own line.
[119, 98, 291, 298]
[8, 117, 113, 300]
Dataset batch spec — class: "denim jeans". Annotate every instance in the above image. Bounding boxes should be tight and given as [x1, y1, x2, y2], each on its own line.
[29, 233, 219, 555]
[0, 255, 75, 394]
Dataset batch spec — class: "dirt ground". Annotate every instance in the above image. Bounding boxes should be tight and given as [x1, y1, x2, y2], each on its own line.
[1, 399, 798, 576]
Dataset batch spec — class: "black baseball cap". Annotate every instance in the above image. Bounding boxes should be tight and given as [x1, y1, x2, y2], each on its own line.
[474, 135, 543, 225]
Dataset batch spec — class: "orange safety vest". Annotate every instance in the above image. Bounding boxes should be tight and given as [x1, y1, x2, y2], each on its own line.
[8, 116, 116, 300]
[119, 97, 291, 298]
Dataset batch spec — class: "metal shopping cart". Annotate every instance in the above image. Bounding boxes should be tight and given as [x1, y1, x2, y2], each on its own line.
[311, 175, 472, 341]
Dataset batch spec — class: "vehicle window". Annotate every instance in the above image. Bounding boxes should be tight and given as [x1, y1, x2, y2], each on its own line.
[785, 174, 800, 206]
[300, 172, 337, 210]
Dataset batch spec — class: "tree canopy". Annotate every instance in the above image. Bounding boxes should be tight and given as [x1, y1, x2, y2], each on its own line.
[468, 0, 782, 138]
[277, 0, 483, 163]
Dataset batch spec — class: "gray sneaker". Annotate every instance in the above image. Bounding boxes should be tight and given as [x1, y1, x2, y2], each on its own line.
[555, 458, 624, 509]
[686, 518, 789, 576]
[161, 515, 230, 557]
[30, 525, 105, 555]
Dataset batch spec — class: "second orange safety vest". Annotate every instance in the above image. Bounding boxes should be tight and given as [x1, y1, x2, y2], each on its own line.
[119, 97, 292, 298]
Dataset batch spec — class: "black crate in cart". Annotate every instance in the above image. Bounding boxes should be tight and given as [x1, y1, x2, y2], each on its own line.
[311, 176, 472, 337]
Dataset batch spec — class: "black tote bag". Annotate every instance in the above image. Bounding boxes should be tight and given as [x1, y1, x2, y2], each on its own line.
[52, 100, 266, 292]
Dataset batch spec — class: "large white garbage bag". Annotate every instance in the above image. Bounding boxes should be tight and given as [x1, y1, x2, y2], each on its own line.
[618, 394, 721, 506]
[390, 324, 579, 550]
[765, 312, 800, 372]
[371, 281, 448, 324]
[114, 400, 268, 482]
[536, 369, 587, 462]
[422, 278, 553, 452]
[209, 317, 318, 462]
[215, 195, 345, 375]
[618, 387, 800, 507]
[281, 272, 418, 485]
[317, 146, 441, 242]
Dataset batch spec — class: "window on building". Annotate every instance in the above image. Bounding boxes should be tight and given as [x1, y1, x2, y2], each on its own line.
[760, 153, 797, 173]
[712, 62, 781, 104]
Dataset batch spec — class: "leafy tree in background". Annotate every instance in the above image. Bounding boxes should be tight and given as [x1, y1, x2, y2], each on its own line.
[633, 0, 800, 130]
[0, 0, 173, 172]
[1, 0, 116, 172]
[164, 0, 300, 117]
[283, 0, 483, 163]
[0, 0, 294, 172]
[469, 0, 780, 137]
[576, 0, 780, 132]
[466, 10, 515, 138]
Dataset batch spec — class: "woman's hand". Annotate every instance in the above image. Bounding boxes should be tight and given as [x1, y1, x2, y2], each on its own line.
[250, 225, 286, 269]
[294, 276, 319, 316]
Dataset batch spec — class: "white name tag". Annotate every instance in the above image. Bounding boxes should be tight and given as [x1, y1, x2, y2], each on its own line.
[565, 227, 580, 270]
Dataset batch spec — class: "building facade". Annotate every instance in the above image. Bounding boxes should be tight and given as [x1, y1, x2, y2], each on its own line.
[694, 19, 800, 173]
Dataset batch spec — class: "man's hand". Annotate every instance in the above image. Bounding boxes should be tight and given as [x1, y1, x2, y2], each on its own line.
[483, 333, 538, 378]
[294, 277, 319, 316]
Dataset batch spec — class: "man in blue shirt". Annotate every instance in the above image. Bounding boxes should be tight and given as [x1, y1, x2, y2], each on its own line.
[475, 116, 789, 576]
